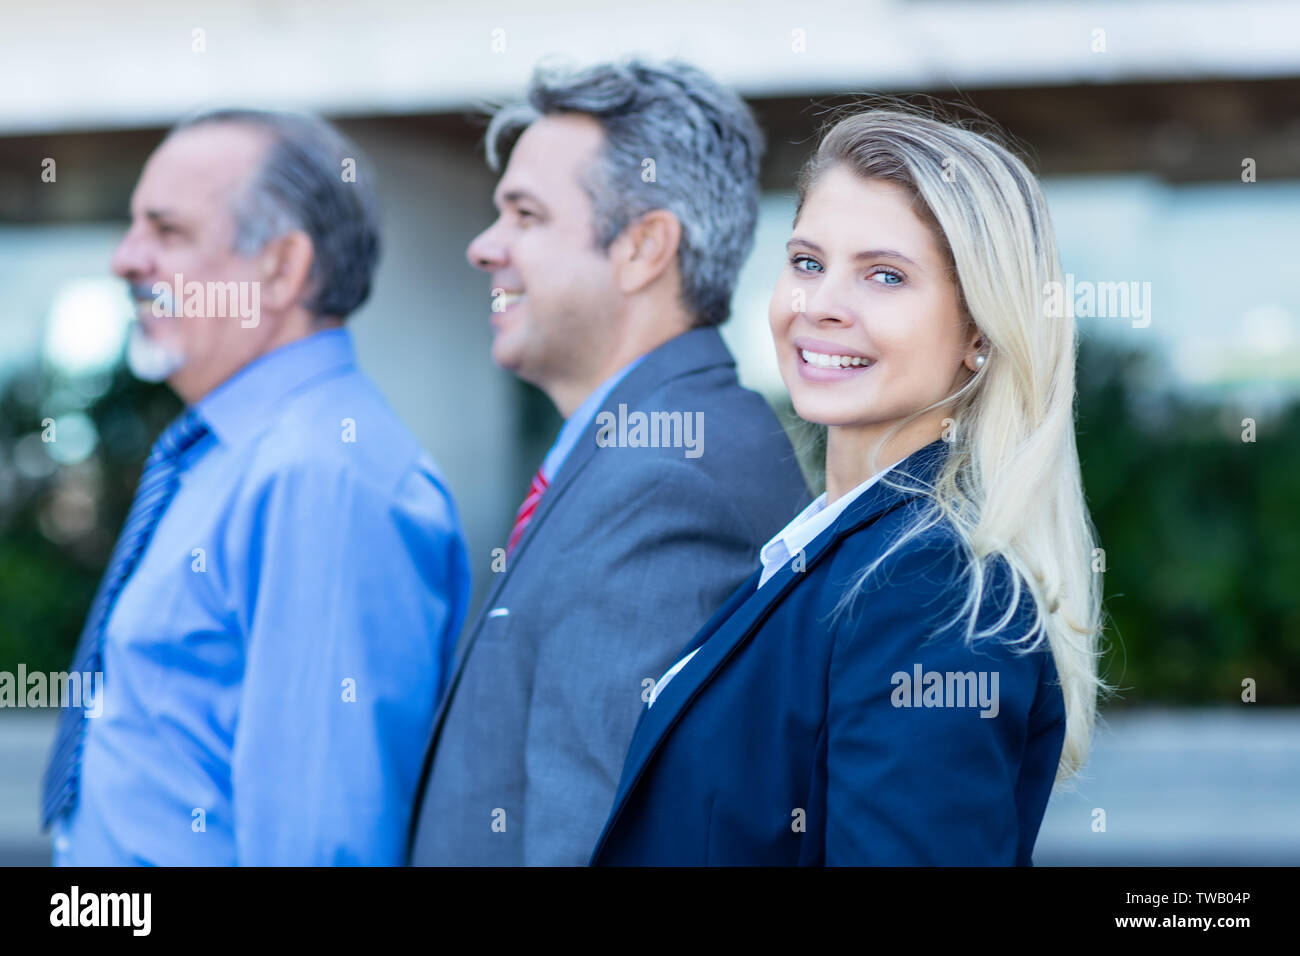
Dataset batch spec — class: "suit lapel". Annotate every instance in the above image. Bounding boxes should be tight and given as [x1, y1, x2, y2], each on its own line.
[503, 326, 735, 569]
[591, 439, 950, 860]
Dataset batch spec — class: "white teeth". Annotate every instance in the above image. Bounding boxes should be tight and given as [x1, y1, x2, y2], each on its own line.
[800, 348, 870, 369]
[494, 291, 525, 311]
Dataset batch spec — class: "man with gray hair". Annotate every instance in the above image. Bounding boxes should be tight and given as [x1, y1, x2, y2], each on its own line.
[42, 109, 471, 864]
[409, 58, 808, 865]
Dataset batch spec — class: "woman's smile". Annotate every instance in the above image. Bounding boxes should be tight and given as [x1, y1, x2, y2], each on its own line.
[793, 334, 875, 382]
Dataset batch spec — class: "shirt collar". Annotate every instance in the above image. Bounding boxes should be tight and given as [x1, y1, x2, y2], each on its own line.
[194, 328, 356, 450]
[759, 459, 902, 579]
[540, 354, 646, 482]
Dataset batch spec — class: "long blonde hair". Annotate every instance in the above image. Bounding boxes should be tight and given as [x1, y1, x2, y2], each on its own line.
[801, 103, 1112, 786]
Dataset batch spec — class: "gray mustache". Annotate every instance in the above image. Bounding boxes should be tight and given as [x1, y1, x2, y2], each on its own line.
[127, 281, 174, 312]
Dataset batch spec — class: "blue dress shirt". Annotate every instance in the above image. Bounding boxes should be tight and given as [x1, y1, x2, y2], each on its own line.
[539, 356, 645, 483]
[52, 328, 470, 866]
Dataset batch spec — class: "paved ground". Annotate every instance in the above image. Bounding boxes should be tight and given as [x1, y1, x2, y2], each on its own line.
[1035, 707, 1300, 865]
[0, 711, 57, 866]
[2, 706, 1296, 865]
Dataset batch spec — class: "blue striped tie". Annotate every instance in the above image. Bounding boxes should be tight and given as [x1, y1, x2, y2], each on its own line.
[41, 406, 211, 831]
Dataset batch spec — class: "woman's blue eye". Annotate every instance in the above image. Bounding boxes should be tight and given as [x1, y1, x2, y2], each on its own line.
[871, 269, 904, 285]
[790, 255, 822, 273]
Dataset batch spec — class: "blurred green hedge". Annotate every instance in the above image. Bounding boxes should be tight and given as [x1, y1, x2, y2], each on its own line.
[1074, 343, 1299, 705]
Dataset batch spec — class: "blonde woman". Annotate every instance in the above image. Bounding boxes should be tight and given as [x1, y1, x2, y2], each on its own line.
[589, 106, 1109, 865]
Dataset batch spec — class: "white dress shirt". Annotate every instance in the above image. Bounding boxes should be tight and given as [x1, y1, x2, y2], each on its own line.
[645, 460, 902, 709]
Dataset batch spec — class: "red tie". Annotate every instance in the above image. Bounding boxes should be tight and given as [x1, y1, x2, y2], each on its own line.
[506, 466, 549, 556]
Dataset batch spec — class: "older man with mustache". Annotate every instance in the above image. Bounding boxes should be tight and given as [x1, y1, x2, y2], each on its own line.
[43, 109, 470, 865]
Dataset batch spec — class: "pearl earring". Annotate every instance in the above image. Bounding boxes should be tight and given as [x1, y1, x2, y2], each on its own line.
[974, 353, 987, 369]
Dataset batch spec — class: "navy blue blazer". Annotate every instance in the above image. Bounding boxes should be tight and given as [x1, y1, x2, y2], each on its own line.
[590, 439, 1067, 866]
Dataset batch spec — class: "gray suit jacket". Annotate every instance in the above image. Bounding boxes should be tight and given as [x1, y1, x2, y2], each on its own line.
[407, 327, 808, 865]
